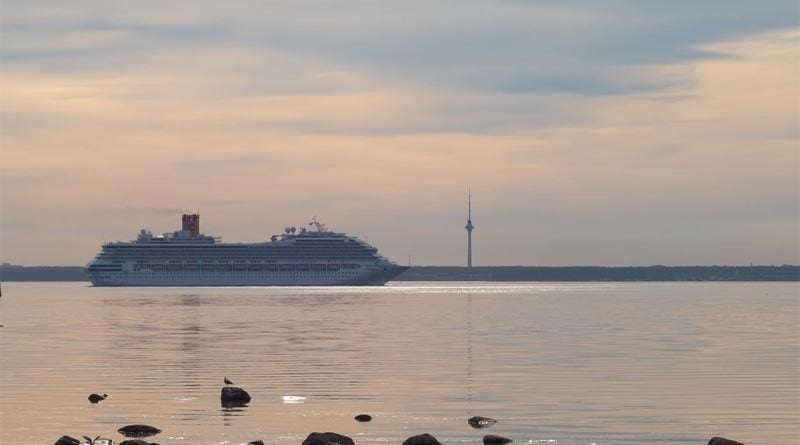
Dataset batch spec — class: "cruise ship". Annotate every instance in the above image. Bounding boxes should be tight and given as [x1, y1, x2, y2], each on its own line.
[85, 214, 408, 286]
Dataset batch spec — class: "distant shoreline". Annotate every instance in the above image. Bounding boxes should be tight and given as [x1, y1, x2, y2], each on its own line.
[2, 265, 798, 282]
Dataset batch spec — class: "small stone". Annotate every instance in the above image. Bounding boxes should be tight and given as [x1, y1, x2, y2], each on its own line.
[708, 438, 745, 445]
[402, 433, 442, 445]
[354, 414, 372, 422]
[88, 393, 108, 404]
[302, 432, 355, 445]
[468, 416, 497, 429]
[117, 424, 162, 437]
[247, 441, 265, 445]
[82, 437, 112, 445]
[221, 386, 251, 407]
[54, 436, 81, 445]
[119, 441, 159, 445]
[484, 434, 513, 445]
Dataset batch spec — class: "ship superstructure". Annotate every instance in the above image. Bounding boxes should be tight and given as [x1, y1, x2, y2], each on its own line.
[85, 215, 407, 286]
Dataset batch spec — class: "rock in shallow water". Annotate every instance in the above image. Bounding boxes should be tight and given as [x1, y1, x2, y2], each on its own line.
[88, 393, 108, 404]
[402, 433, 443, 445]
[354, 414, 372, 422]
[302, 432, 355, 445]
[54, 436, 81, 445]
[119, 440, 160, 445]
[221, 386, 251, 407]
[117, 424, 162, 437]
[483, 434, 513, 445]
[468, 416, 497, 429]
[708, 438, 745, 445]
[246, 441, 265, 445]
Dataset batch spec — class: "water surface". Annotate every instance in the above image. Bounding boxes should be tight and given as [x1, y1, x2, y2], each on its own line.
[0, 282, 796, 444]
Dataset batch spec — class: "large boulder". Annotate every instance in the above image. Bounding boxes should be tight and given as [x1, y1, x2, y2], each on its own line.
[484, 434, 513, 445]
[221, 386, 251, 407]
[708, 438, 745, 445]
[402, 433, 442, 445]
[117, 424, 162, 437]
[468, 416, 497, 429]
[54, 436, 81, 445]
[302, 432, 355, 445]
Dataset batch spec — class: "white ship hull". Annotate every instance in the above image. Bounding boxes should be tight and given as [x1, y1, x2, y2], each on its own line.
[88, 266, 408, 287]
[86, 214, 408, 287]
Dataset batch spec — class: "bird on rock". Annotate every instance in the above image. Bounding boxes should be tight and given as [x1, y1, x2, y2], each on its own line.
[224, 377, 234, 386]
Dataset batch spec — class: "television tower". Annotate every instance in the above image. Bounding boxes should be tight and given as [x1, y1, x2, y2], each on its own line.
[465, 189, 474, 268]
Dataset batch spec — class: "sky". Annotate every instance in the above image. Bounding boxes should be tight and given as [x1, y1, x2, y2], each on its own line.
[1, 1, 798, 266]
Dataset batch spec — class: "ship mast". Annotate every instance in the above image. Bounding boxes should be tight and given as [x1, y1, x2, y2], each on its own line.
[309, 216, 328, 232]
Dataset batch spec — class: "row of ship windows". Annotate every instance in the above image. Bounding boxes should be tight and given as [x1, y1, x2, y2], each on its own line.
[104, 257, 376, 262]
[131, 266, 361, 271]
[95, 272, 361, 278]
[124, 260, 366, 264]
[105, 250, 376, 254]
[105, 252, 375, 257]
[109, 245, 369, 248]
[106, 255, 376, 259]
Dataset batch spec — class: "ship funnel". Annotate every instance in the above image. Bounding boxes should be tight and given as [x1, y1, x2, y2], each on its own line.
[182, 214, 200, 237]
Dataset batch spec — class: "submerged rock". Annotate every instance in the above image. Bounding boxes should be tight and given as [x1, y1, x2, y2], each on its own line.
[246, 441, 265, 445]
[468, 416, 497, 429]
[484, 434, 513, 445]
[302, 432, 355, 445]
[54, 436, 81, 445]
[221, 386, 251, 407]
[119, 440, 160, 445]
[708, 438, 745, 445]
[88, 393, 108, 404]
[354, 414, 372, 422]
[402, 433, 443, 445]
[117, 424, 162, 437]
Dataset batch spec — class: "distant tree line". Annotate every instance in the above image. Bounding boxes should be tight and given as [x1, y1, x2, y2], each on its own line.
[396, 265, 800, 281]
[1, 264, 798, 282]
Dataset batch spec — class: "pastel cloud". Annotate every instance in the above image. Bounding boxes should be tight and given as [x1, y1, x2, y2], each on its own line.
[0, 2, 797, 266]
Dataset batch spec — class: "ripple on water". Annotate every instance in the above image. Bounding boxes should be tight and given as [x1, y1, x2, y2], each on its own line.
[0, 282, 796, 445]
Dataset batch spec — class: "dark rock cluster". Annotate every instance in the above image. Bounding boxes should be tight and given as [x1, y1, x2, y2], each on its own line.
[483, 434, 512, 445]
[119, 440, 160, 445]
[402, 433, 443, 445]
[53, 386, 749, 445]
[708, 438, 745, 445]
[221, 386, 252, 407]
[88, 393, 108, 404]
[302, 431, 355, 445]
[468, 416, 497, 429]
[117, 425, 162, 438]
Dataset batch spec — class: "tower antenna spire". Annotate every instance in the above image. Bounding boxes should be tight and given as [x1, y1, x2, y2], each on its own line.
[468, 188, 471, 220]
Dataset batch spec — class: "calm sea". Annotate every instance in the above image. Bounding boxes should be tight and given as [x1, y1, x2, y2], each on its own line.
[0, 282, 797, 445]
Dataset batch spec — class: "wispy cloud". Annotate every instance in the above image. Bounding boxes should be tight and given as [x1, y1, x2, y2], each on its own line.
[1, 2, 797, 265]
